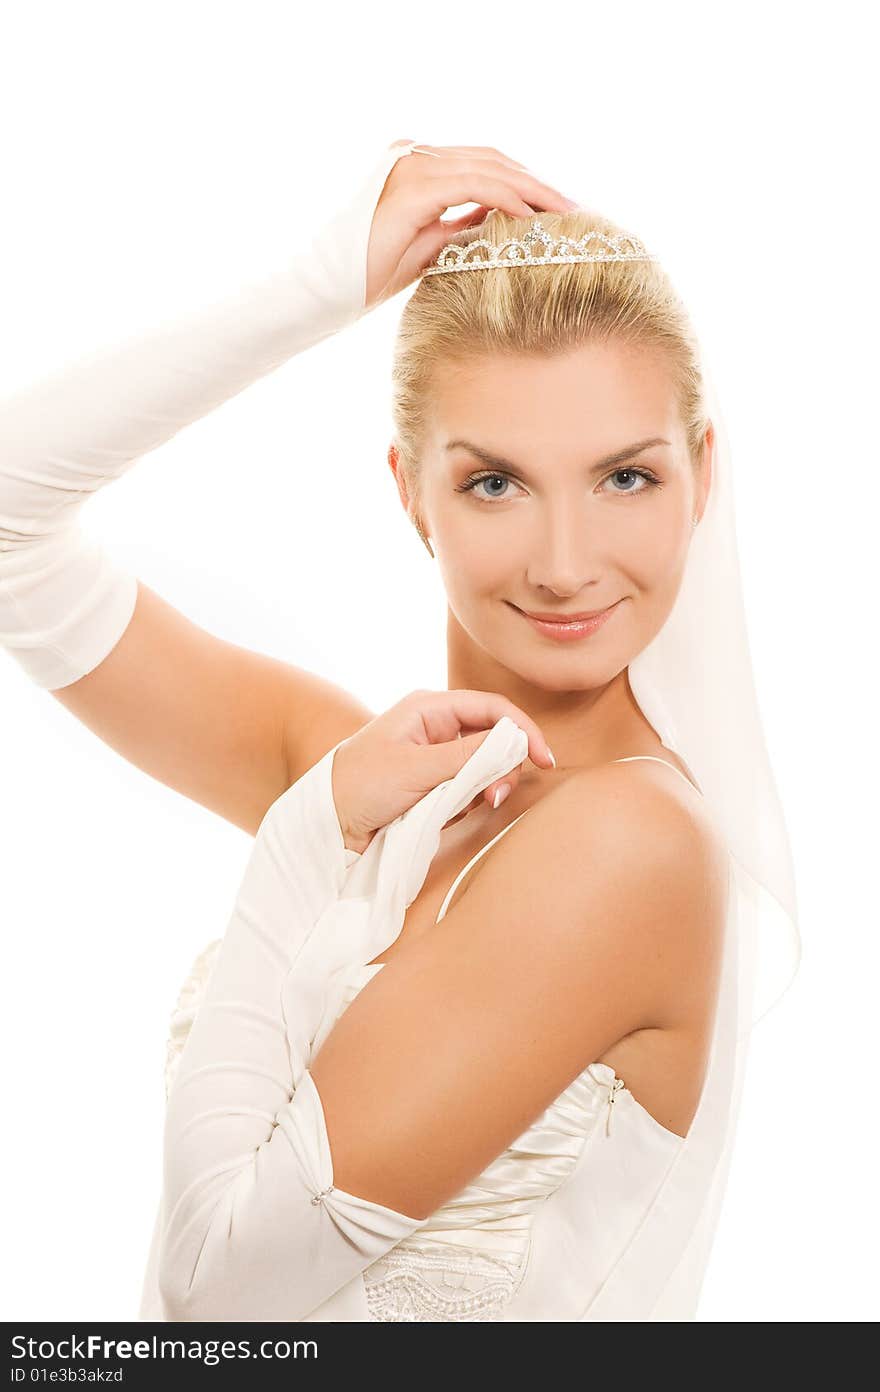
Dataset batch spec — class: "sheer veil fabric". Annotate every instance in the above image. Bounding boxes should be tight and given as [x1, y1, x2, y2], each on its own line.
[625, 361, 801, 1035]
[602, 358, 801, 1317]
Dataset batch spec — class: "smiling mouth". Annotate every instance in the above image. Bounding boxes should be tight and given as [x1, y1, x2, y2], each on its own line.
[517, 604, 618, 622]
[508, 599, 622, 640]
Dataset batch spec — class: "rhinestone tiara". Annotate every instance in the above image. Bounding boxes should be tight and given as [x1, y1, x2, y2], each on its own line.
[422, 218, 657, 277]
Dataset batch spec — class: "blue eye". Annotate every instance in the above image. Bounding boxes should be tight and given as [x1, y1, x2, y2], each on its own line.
[455, 471, 517, 502]
[601, 467, 660, 496]
[456, 466, 661, 503]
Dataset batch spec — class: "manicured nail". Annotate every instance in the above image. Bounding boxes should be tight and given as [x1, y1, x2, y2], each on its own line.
[492, 783, 511, 810]
[546, 747, 557, 768]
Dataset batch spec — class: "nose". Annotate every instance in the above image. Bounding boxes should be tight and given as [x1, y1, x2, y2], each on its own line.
[526, 501, 601, 596]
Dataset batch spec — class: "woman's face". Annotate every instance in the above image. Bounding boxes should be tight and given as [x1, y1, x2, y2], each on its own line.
[393, 340, 712, 695]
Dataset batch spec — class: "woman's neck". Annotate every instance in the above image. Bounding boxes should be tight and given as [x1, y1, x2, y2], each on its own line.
[446, 644, 662, 774]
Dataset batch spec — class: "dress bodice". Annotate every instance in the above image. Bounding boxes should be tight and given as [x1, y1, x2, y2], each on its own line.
[161, 946, 684, 1322]
[336, 963, 684, 1320]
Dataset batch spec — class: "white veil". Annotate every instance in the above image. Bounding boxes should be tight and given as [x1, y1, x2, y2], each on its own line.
[612, 361, 802, 1314]
[627, 359, 801, 1038]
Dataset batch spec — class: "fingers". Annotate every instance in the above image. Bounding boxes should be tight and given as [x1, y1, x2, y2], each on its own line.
[440, 758, 525, 830]
[412, 689, 555, 770]
[445, 768, 520, 827]
[420, 166, 575, 220]
[480, 764, 521, 812]
[487, 780, 513, 809]
[399, 148, 576, 221]
[407, 145, 566, 198]
[370, 145, 578, 307]
[422, 728, 525, 816]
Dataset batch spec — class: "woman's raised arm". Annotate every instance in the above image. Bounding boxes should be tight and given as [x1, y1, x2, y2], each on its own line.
[0, 141, 575, 834]
[0, 141, 418, 833]
[0, 142, 420, 835]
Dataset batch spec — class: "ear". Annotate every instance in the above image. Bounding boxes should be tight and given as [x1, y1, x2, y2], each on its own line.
[388, 443, 414, 517]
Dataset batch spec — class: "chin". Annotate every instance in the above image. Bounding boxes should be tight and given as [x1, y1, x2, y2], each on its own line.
[498, 645, 619, 693]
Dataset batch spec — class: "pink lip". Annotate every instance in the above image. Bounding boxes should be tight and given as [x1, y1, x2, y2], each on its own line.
[512, 600, 621, 642]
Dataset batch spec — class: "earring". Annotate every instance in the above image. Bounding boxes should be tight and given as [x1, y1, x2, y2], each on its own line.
[414, 517, 435, 558]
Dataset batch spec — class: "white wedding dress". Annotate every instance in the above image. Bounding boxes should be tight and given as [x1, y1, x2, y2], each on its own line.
[137, 721, 740, 1322]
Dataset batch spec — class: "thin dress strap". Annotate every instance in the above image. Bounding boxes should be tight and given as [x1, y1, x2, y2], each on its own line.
[434, 811, 529, 924]
[610, 755, 703, 796]
[433, 756, 701, 925]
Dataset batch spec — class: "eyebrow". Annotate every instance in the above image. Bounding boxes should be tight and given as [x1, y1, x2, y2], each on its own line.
[445, 436, 672, 476]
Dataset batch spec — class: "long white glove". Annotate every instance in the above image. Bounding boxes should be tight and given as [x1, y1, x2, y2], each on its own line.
[0, 140, 414, 690]
[158, 737, 431, 1322]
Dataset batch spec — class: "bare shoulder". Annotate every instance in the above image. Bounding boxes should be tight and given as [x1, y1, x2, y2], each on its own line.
[536, 759, 730, 1028]
[564, 754, 727, 872]
[309, 755, 729, 1215]
[454, 757, 730, 1035]
[512, 754, 727, 888]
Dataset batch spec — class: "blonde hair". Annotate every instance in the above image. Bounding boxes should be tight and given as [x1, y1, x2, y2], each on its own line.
[390, 208, 709, 508]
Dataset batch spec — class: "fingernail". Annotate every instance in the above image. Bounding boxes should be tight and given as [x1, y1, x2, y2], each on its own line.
[562, 196, 579, 209]
[546, 747, 557, 768]
[492, 783, 511, 810]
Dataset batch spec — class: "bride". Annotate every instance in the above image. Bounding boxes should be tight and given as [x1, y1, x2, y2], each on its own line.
[0, 139, 797, 1321]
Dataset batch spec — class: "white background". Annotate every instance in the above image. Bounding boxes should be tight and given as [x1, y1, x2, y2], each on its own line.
[1, 0, 876, 1322]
